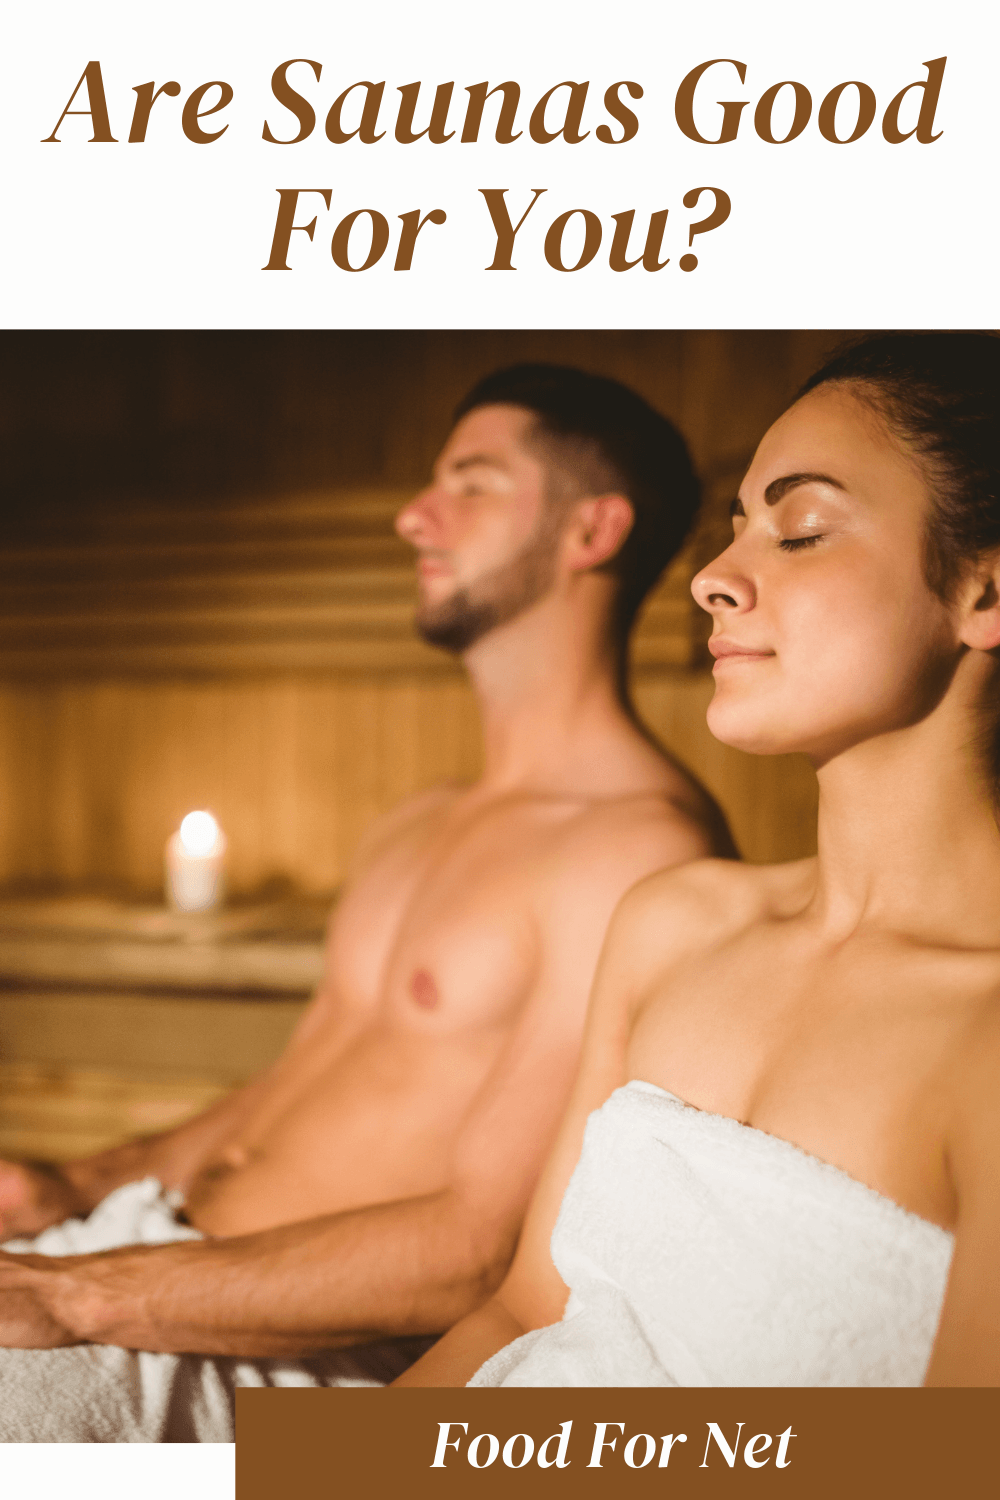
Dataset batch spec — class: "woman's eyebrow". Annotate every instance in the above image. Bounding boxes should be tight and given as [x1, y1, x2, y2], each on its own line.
[763, 471, 847, 506]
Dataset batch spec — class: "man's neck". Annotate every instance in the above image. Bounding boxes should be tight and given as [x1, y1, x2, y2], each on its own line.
[459, 585, 653, 799]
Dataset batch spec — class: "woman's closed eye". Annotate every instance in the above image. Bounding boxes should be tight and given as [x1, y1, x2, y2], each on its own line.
[779, 534, 825, 552]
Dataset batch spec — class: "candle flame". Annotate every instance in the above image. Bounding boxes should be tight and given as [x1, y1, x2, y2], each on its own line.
[178, 810, 221, 857]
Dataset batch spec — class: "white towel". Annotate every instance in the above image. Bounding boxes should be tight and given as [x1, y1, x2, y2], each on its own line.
[1, 1176, 202, 1256]
[0, 1178, 431, 1441]
[471, 1081, 954, 1387]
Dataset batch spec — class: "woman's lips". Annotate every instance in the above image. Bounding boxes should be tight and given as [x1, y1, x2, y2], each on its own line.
[709, 639, 775, 668]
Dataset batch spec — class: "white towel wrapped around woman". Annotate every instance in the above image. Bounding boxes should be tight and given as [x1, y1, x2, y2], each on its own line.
[471, 1081, 954, 1387]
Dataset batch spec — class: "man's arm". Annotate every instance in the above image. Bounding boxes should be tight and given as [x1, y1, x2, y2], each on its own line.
[389, 936, 632, 1380]
[396, 859, 743, 1387]
[0, 992, 582, 1354]
[0, 815, 708, 1354]
[392, 878, 661, 1387]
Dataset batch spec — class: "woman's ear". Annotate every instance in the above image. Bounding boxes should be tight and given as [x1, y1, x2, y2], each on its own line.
[564, 495, 635, 571]
[958, 553, 1000, 652]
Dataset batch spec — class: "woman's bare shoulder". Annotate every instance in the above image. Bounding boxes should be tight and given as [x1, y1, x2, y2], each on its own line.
[619, 853, 815, 922]
[606, 855, 817, 976]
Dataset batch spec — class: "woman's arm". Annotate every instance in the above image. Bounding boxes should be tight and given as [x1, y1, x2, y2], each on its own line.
[923, 1009, 1000, 1386]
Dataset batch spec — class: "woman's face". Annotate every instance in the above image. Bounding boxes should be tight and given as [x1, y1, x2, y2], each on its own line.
[691, 383, 963, 763]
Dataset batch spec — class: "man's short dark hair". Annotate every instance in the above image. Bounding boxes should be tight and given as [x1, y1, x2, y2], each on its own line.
[454, 364, 700, 663]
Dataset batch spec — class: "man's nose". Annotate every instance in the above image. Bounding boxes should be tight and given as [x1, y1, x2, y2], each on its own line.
[395, 487, 438, 544]
[691, 549, 756, 615]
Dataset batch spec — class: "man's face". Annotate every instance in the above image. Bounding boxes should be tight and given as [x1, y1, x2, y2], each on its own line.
[395, 404, 565, 653]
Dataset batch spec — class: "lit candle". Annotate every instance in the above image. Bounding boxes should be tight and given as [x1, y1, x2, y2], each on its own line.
[165, 810, 227, 913]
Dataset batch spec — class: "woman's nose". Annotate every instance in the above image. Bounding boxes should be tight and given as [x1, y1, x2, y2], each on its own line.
[691, 550, 756, 615]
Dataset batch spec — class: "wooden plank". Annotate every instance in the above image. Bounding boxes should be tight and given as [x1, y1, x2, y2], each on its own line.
[0, 939, 323, 996]
[0, 1062, 232, 1162]
[0, 991, 304, 1082]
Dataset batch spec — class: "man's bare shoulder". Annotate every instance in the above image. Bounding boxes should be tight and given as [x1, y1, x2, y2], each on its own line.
[347, 782, 465, 875]
[522, 788, 719, 925]
[556, 786, 720, 868]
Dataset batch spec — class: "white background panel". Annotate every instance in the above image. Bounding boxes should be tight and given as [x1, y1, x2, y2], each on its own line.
[2, 0, 995, 327]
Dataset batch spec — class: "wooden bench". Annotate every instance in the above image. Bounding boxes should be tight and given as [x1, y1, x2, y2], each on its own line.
[0, 894, 328, 1160]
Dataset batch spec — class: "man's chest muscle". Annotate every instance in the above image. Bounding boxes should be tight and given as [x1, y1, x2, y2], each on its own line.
[324, 814, 544, 1032]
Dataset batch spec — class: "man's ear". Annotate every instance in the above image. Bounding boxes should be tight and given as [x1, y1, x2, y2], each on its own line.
[958, 552, 1000, 652]
[564, 495, 635, 571]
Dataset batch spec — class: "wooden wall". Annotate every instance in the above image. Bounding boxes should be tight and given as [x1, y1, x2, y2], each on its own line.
[0, 674, 817, 893]
[0, 331, 847, 893]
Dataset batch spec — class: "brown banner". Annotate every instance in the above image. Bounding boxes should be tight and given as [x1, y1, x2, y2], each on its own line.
[236, 1387, 997, 1499]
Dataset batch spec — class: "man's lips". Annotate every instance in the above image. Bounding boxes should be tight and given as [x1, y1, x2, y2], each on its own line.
[416, 555, 452, 580]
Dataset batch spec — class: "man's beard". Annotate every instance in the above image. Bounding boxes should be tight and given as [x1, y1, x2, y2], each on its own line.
[415, 514, 561, 655]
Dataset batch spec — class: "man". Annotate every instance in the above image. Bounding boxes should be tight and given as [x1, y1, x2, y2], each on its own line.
[0, 364, 731, 1439]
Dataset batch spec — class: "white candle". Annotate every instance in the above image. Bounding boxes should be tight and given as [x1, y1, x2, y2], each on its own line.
[165, 810, 227, 913]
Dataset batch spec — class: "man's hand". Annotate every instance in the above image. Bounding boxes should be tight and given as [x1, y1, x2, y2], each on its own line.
[0, 1161, 87, 1243]
[0, 1253, 79, 1348]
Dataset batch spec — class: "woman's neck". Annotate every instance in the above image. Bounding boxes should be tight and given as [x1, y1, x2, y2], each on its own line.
[807, 654, 1000, 944]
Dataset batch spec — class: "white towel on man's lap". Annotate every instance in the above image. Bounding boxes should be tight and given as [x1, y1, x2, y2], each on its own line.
[1, 1176, 201, 1257]
[0, 1178, 429, 1441]
[471, 1081, 954, 1387]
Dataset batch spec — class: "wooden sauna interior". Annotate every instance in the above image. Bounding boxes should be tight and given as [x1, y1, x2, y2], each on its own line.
[0, 330, 846, 1161]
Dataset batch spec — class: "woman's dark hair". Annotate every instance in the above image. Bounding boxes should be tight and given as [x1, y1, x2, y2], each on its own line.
[800, 332, 1000, 601]
[803, 331, 1000, 801]
[454, 363, 700, 668]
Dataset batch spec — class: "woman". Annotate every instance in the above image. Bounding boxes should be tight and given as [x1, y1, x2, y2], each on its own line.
[396, 331, 1000, 1388]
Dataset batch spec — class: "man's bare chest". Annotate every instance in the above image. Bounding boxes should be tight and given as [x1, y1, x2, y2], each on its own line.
[324, 809, 553, 1032]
